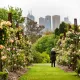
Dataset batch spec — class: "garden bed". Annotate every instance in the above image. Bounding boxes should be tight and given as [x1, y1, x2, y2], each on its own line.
[8, 68, 27, 80]
[58, 65, 73, 72]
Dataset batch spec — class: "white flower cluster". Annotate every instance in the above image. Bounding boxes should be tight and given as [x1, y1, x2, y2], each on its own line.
[0, 20, 11, 29]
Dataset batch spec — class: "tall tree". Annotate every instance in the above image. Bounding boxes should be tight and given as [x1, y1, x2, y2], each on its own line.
[55, 28, 59, 35]
[8, 6, 24, 27]
[59, 22, 67, 37]
[26, 18, 44, 43]
[0, 8, 8, 21]
[0, 6, 24, 27]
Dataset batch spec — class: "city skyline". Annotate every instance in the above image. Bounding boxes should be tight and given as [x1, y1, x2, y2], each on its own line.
[0, 0, 80, 24]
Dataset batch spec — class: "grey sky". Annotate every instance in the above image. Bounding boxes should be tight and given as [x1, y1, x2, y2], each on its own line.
[0, 0, 80, 24]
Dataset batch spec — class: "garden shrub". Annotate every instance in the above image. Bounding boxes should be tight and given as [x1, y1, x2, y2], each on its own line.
[33, 34, 59, 54]
[32, 51, 50, 63]
[0, 72, 8, 80]
[41, 52, 50, 63]
[76, 60, 80, 76]
[32, 52, 43, 63]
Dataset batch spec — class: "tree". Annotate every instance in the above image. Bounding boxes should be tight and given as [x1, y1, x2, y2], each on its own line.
[0, 6, 24, 28]
[0, 8, 8, 21]
[55, 28, 59, 35]
[59, 22, 67, 38]
[59, 22, 67, 33]
[33, 34, 59, 54]
[25, 18, 44, 43]
[8, 6, 24, 27]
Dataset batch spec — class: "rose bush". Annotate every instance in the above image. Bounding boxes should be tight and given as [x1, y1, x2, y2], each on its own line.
[56, 29, 80, 74]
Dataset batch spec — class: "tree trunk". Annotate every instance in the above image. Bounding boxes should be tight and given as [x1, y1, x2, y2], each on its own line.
[0, 50, 2, 71]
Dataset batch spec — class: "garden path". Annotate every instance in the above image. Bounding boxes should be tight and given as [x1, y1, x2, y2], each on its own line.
[19, 63, 80, 80]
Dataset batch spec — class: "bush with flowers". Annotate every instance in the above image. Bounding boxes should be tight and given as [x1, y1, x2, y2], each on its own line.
[0, 20, 33, 72]
[0, 20, 12, 71]
[56, 28, 80, 75]
[76, 60, 80, 76]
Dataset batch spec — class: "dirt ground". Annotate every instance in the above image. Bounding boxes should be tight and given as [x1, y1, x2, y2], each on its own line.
[8, 68, 27, 80]
[58, 65, 73, 72]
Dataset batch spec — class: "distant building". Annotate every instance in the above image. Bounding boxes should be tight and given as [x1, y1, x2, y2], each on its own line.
[64, 17, 69, 23]
[39, 17, 45, 26]
[64, 17, 70, 24]
[74, 18, 77, 26]
[52, 15, 60, 31]
[74, 18, 78, 31]
[27, 12, 35, 21]
[45, 15, 51, 31]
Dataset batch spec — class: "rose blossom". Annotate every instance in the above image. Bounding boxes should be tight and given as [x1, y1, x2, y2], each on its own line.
[0, 45, 5, 49]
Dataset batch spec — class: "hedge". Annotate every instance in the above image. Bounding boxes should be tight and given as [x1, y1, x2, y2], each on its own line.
[0, 72, 8, 80]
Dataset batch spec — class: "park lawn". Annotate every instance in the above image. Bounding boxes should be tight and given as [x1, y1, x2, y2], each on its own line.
[19, 63, 80, 80]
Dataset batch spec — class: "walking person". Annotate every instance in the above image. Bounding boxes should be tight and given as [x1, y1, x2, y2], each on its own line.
[50, 48, 56, 67]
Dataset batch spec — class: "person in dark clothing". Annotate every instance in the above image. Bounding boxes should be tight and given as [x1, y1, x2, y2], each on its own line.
[50, 48, 56, 67]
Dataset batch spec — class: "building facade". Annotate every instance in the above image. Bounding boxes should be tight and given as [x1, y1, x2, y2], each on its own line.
[45, 15, 51, 31]
[52, 15, 60, 31]
[39, 17, 45, 26]
[64, 17, 69, 24]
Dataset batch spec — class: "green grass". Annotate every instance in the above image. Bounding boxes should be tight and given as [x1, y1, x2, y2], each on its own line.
[19, 63, 80, 80]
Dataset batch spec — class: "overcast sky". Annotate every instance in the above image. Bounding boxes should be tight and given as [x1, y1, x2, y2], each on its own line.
[0, 0, 80, 24]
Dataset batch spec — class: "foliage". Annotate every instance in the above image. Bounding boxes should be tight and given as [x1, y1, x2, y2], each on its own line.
[56, 28, 80, 73]
[25, 18, 44, 43]
[0, 6, 24, 28]
[8, 6, 24, 27]
[33, 34, 59, 54]
[0, 20, 11, 44]
[59, 22, 67, 34]
[0, 8, 8, 21]
[41, 52, 50, 63]
[0, 20, 33, 72]
[55, 28, 59, 35]
[76, 60, 80, 76]
[0, 72, 8, 80]
[32, 46, 50, 63]
[32, 51, 43, 63]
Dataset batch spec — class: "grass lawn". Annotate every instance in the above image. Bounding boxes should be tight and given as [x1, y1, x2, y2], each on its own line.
[19, 63, 80, 80]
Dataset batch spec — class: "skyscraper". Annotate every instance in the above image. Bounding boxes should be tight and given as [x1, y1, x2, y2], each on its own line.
[52, 15, 60, 31]
[27, 12, 35, 21]
[39, 17, 45, 26]
[74, 18, 77, 26]
[64, 17, 69, 24]
[45, 15, 51, 31]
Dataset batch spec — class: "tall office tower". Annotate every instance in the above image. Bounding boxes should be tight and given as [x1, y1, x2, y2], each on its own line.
[52, 15, 60, 31]
[27, 12, 35, 21]
[45, 15, 51, 31]
[64, 17, 69, 24]
[39, 17, 45, 26]
[74, 18, 78, 31]
[74, 18, 77, 26]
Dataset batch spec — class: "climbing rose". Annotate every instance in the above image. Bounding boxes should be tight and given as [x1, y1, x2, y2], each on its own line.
[0, 26, 3, 29]
[6, 21, 11, 26]
[79, 26, 80, 30]
[0, 45, 5, 49]
[10, 39, 14, 43]
[1, 52, 4, 55]
[1, 21, 11, 26]
[7, 48, 10, 51]
[1, 56, 7, 60]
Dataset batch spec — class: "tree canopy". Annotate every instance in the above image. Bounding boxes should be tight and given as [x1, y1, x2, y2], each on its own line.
[33, 34, 59, 54]
[0, 6, 24, 27]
